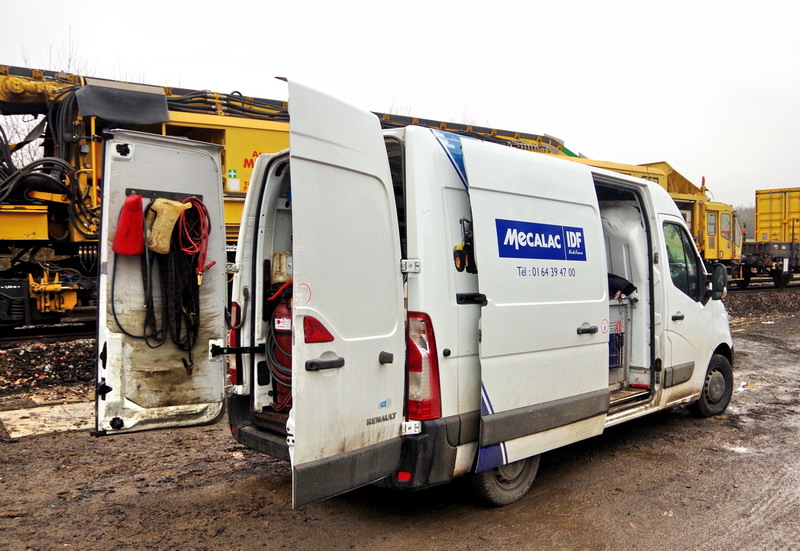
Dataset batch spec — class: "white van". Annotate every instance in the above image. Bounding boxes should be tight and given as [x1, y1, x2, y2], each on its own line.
[95, 82, 733, 508]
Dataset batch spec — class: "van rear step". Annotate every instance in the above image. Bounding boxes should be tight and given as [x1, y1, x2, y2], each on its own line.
[252, 409, 289, 436]
[609, 387, 650, 408]
[235, 424, 290, 462]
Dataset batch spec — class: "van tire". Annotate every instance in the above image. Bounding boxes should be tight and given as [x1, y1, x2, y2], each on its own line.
[470, 455, 540, 507]
[688, 354, 733, 418]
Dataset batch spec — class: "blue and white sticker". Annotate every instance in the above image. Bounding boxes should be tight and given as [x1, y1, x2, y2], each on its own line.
[496, 218, 586, 261]
[476, 382, 509, 472]
[432, 130, 468, 189]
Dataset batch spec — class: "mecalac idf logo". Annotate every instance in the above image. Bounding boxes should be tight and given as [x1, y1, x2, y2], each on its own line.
[496, 219, 587, 261]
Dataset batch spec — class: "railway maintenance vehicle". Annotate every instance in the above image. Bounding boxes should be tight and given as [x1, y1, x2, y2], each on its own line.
[739, 187, 800, 288]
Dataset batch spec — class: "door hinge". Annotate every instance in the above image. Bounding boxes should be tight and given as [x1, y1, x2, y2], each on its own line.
[210, 343, 265, 357]
[401, 420, 422, 435]
[401, 259, 420, 273]
[226, 262, 240, 274]
[96, 379, 112, 400]
[98, 342, 107, 370]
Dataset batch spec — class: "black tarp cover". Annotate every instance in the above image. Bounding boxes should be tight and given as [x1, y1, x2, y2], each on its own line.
[75, 83, 169, 125]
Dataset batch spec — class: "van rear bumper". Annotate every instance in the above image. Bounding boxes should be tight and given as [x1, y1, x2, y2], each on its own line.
[381, 411, 480, 491]
[229, 394, 479, 491]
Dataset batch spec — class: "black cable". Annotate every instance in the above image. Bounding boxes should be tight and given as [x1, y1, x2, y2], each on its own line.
[0, 157, 74, 203]
[110, 252, 161, 340]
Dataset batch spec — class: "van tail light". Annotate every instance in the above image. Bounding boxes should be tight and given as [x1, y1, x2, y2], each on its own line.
[406, 312, 441, 420]
[228, 301, 243, 385]
[304, 316, 334, 343]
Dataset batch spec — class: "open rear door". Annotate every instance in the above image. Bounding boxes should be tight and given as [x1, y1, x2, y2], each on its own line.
[96, 131, 227, 434]
[287, 82, 406, 507]
[462, 140, 610, 470]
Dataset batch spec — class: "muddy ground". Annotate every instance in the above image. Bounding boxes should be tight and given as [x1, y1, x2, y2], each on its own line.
[1, 291, 800, 550]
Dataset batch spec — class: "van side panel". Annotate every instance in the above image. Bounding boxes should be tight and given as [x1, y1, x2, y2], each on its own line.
[462, 141, 609, 469]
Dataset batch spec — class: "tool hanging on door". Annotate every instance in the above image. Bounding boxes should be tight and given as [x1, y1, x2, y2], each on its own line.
[110, 194, 214, 374]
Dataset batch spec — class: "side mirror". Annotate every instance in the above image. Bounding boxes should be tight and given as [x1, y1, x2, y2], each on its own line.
[710, 263, 727, 300]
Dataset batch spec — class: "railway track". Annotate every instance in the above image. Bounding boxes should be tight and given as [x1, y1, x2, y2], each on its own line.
[0, 321, 97, 345]
[728, 280, 799, 292]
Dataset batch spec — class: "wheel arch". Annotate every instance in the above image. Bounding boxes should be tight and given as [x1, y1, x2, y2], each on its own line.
[714, 342, 733, 367]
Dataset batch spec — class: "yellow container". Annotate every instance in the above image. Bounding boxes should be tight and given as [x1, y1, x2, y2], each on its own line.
[754, 188, 800, 242]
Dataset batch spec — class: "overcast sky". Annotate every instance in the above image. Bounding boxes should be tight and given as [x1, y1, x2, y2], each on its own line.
[3, 0, 798, 208]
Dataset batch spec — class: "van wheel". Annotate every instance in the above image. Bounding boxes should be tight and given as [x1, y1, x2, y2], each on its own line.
[470, 455, 540, 507]
[688, 354, 733, 418]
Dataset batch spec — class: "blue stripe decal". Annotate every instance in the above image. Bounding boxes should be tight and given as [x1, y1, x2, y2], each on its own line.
[476, 442, 510, 472]
[480, 382, 495, 415]
[477, 383, 509, 471]
[432, 130, 468, 189]
[476, 444, 504, 473]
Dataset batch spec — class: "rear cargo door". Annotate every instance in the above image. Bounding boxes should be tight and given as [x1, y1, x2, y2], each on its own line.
[462, 141, 609, 470]
[96, 131, 227, 434]
[288, 82, 406, 507]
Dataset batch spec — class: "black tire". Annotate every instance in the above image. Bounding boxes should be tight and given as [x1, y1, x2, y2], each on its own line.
[454, 249, 465, 272]
[737, 273, 750, 290]
[688, 354, 733, 418]
[772, 270, 791, 288]
[470, 455, 540, 507]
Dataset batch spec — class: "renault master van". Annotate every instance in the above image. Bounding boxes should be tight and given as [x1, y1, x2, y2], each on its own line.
[96, 82, 733, 508]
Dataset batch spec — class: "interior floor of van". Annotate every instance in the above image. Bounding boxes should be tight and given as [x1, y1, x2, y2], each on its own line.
[609, 387, 651, 407]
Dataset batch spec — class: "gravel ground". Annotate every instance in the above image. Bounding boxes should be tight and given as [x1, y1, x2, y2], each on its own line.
[0, 337, 94, 411]
[722, 286, 800, 321]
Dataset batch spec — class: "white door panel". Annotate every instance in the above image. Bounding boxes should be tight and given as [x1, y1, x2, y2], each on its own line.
[660, 215, 711, 402]
[96, 131, 226, 434]
[287, 82, 405, 507]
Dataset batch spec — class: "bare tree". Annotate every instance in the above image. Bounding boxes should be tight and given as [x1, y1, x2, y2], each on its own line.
[2, 114, 45, 167]
[735, 204, 755, 238]
[451, 107, 490, 128]
[384, 100, 417, 117]
[2, 31, 94, 168]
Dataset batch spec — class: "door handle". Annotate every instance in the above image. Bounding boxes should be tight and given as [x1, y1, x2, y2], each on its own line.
[672, 313, 685, 321]
[577, 325, 598, 335]
[305, 357, 345, 371]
